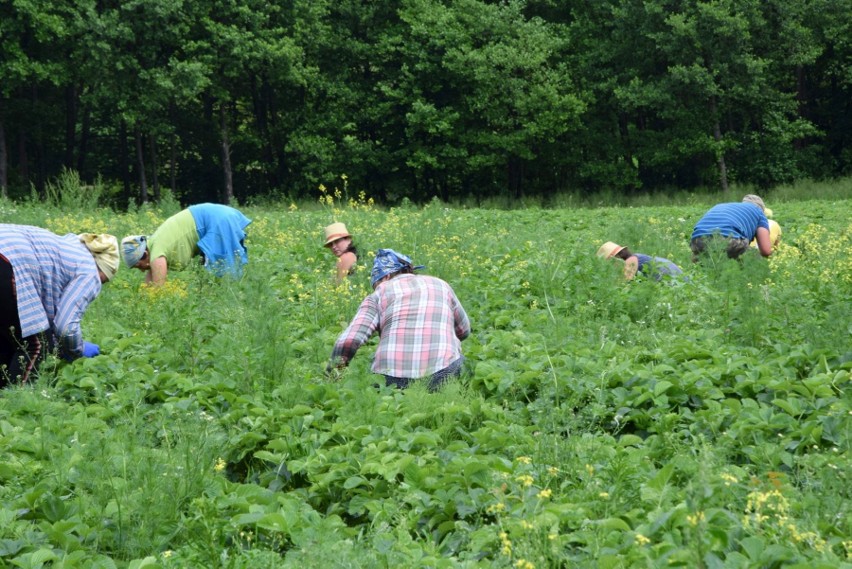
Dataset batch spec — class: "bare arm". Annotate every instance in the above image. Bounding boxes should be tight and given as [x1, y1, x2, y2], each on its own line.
[755, 227, 772, 257]
[146, 256, 169, 285]
[335, 252, 357, 282]
[623, 256, 639, 280]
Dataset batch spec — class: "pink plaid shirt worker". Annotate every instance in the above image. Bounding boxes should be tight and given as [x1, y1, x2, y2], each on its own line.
[331, 273, 470, 378]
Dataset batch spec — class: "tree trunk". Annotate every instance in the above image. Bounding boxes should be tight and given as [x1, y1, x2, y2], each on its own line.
[169, 131, 177, 194]
[149, 133, 160, 201]
[135, 127, 148, 203]
[794, 64, 806, 150]
[710, 96, 729, 193]
[508, 156, 524, 200]
[0, 118, 7, 198]
[32, 86, 45, 193]
[251, 76, 277, 192]
[119, 120, 131, 204]
[220, 102, 233, 203]
[64, 84, 77, 170]
[77, 103, 90, 175]
[18, 128, 29, 190]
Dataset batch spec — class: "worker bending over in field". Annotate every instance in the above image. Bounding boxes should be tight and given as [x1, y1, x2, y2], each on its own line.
[122, 203, 251, 286]
[323, 222, 359, 282]
[1, 225, 118, 385]
[328, 249, 471, 392]
[596, 241, 684, 282]
[690, 194, 773, 262]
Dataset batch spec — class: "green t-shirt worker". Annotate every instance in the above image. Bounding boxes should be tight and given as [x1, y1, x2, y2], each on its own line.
[122, 203, 251, 285]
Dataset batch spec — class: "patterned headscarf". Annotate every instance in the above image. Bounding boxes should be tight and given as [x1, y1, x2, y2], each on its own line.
[121, 235, 148, 267]
[370, 249, 425, 288]
[78, 233, 120, 281]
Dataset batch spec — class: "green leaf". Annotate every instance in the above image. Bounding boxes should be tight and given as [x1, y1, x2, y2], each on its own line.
[343, 475, 367, 490]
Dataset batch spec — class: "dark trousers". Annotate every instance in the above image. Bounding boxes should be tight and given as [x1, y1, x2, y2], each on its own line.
[0, 254, 45, 386]
[384, 356, 467, 393]
[690, 236, 751, 262]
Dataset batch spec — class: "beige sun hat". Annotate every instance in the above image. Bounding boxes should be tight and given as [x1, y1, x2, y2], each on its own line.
[597, 241, 626, 259]
[323, 222, 352, 247]
[78, 233, 120, 281]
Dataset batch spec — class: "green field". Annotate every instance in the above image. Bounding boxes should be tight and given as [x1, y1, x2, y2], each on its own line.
[0, 194, 850, 568]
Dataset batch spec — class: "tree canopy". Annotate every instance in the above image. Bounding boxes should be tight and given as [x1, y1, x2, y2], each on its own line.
[1, 0, 850, 204]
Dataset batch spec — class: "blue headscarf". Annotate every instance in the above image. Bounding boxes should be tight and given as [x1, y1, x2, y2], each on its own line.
[121, 235, 148, 267]
[371, 248, 425, 288]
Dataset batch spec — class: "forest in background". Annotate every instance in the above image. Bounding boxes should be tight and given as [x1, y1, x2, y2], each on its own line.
[1, 0, 850, 205]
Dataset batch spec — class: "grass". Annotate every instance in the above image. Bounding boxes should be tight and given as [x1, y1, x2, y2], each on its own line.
[0, 180, 849, 568]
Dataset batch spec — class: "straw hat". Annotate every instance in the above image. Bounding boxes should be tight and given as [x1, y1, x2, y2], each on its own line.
[323, 222, 352, 247]
[596, 241, 626, 259]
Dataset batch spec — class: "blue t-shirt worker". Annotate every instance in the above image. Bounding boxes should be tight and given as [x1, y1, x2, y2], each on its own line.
[690, 195, 773, 261]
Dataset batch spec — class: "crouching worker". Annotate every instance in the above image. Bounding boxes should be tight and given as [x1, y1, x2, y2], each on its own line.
[328, 249, 471, 392]
[596, 241, 684, 282]
[1, 225, 118, 385]
[122, 203, 251, 285]
[690, 194, 772, 262]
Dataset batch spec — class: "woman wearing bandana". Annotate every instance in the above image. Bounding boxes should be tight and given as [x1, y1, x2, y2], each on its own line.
[1, 225, 119, 385]
[121, 203, 250, 285]
[328, 249, 471, 391]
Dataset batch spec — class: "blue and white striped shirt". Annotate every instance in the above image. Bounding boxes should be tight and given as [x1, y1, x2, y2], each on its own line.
[691, 203, 769, 241]
[0, 224, 101, 358]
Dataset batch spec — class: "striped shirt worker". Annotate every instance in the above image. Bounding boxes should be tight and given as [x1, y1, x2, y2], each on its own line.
[0, 224, 102, 359]
[691, 202, 769, 242]
[690, 196, 772, 260]
[331, 273, 471, 380]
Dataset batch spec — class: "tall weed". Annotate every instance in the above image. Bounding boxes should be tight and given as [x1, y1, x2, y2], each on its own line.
[38, 168, 105, 210]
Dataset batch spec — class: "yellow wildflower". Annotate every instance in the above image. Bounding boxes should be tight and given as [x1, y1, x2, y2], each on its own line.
[515, 474, 534, 487]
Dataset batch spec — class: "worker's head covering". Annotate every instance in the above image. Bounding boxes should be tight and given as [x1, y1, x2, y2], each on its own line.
[78, 233, 120, 281]
[371, 249, 425, 288]
[768, 219, 782, 245]
[742, 194, 766, 212]
[596, 241, 626, 260]
[323, 222, 352, 247]
[121, 235, 148, 267]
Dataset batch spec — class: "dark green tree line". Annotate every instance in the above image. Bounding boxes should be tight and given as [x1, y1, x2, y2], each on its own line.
[1, 0, 850, 204]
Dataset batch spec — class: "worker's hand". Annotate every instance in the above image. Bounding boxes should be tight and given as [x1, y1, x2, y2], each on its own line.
[325, 363, 344, 382]
[82, 341, 100, 358]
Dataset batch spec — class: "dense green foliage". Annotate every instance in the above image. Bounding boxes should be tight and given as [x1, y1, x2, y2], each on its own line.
[1, 0, 851, 203]
[0, 190, 849, 567]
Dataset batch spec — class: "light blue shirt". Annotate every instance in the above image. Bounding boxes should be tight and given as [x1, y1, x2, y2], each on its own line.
[0, 224, 101, 358]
